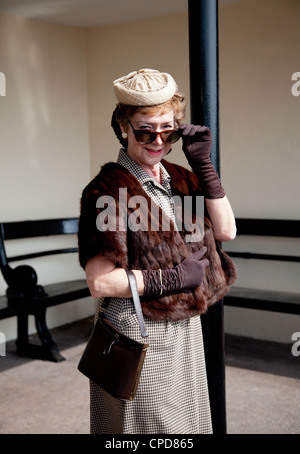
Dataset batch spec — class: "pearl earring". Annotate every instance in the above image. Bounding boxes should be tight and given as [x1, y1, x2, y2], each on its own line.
[122, 132, 128, 139]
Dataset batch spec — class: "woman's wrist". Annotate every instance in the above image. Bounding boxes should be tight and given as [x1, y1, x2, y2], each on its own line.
[142, 268, 180, 296]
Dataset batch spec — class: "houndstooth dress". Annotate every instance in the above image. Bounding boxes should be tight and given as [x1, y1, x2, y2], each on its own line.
[89, 150, 212, 434]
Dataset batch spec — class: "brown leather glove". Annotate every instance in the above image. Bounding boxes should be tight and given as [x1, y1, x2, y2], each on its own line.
[142, 247, 209, 296]
[179, 124, 226, 199]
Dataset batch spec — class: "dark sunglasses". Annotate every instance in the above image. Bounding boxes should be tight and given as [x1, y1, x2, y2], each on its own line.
[128, 121, 181, 145]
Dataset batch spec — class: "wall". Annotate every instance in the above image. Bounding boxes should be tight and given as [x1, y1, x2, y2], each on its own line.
[86, 12, 191, 177]
[86, 3, 300, 343]
[219, 0, 300, 219]
[0, 13, 94, 341]
[219, 0, 300, 342]
[1, 1, 299, 344]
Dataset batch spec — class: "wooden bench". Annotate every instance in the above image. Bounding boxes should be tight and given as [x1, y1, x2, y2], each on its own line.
[0, 218, 90, 362]
[224, 218, 300, 315]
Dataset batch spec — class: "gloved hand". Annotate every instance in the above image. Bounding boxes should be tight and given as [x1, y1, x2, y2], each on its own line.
[142, 247, 209, 296]
[179, 124, 226, 199]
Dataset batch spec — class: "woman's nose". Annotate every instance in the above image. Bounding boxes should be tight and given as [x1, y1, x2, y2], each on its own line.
[153, 133, 163, 145]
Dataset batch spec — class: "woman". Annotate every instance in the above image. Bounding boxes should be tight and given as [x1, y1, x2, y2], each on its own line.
[78, 69, 237, 434]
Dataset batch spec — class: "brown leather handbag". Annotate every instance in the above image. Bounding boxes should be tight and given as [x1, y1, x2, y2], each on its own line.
[77, 271, 149, 401]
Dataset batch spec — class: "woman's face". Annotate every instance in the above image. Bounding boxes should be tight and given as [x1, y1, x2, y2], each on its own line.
[125, 110, 175, 169]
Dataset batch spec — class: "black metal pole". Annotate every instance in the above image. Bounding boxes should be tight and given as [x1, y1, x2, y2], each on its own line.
[188, 0, 227, 434]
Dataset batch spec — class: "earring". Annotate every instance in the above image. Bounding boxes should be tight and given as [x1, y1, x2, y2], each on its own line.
[122, 132, 128, 139]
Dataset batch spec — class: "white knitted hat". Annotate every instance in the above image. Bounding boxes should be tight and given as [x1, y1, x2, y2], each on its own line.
[113, 68, 178, 106]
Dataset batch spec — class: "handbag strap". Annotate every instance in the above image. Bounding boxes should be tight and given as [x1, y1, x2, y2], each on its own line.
[126, 270, 148, 339]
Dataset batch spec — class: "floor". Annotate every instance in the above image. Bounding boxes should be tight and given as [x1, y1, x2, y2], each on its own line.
[0, 317, 299, 434]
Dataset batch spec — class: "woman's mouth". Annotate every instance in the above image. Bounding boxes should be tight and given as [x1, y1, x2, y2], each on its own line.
[145, 148, 163, 155]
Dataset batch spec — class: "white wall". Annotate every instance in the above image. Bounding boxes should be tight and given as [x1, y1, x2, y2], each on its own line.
[86, 12, 191, 177]
[0, 13, 91, 220]
[219, 0, 300, 342]
[1, 1, 299, 344]
[0, 13, 94, 341]
[219, 0, 300, 219]
[86, 3, 300, 343]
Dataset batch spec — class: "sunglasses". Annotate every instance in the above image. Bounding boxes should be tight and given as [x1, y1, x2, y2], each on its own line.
[128, 121, 181, 145]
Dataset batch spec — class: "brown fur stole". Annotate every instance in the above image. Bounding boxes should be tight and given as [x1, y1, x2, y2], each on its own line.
[78, 160, 237, 321]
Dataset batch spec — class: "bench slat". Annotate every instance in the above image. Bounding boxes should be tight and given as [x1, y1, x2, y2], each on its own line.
[235, 218, 300, 237]
[225, 287, 300, 314]
[228, 251, 300, 262]
[8, 247, 79, 263]
[1, 218, 79, 240]
[0, 279, 90, 319]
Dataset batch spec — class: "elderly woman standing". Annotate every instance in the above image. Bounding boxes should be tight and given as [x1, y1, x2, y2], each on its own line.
[78, 69, 237, 434]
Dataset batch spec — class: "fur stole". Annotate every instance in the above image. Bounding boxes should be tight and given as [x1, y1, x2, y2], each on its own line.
[78, 160, 237, 321]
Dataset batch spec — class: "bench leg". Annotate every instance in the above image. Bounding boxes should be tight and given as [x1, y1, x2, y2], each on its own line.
[16, 310, 65, 362]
